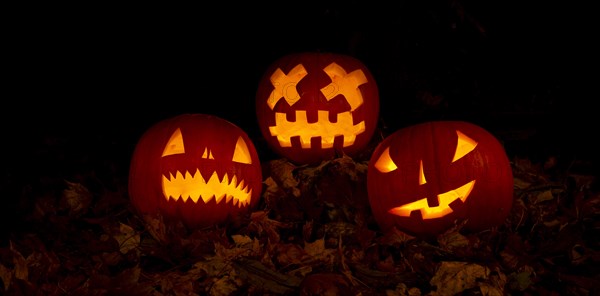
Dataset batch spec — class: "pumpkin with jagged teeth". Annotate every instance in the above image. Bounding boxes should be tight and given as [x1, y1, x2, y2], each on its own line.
[129, 114, 262, 229]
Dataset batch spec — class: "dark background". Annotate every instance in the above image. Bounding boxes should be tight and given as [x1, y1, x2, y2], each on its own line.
[3, 1, 596, 227]
[1, 4, 598, 294]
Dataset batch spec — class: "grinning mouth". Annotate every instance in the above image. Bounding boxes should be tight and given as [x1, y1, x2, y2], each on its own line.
[162, 169, 252, 207]
[388, 180, 475, 219]
[268, 110, 365, 149]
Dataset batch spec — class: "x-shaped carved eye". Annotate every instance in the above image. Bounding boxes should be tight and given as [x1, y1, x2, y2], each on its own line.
[267, 64, 307, 109]
[266, 63, 369, 111]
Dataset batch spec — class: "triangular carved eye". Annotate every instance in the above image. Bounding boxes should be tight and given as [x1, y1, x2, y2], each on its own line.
[452, 130, 478, 162]
[162, 128, 185, 157]
[374, 147, 397, 173]
[233, 137, 252, 164]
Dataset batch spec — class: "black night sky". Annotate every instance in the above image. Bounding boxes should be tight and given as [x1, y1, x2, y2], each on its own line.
[5, 1, 597, 209]
[7, 2, 594, 154]
[5, 0, 597, 223]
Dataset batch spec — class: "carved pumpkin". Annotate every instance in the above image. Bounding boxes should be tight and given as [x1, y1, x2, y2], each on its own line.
[367, 121, 513, 238]
[128, 114, 263, 229]
[255, 52, 380, 165]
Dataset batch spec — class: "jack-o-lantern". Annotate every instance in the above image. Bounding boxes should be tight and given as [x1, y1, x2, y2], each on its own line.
[256, 52, 380, 165]
[128, 114, 263, 229]
[367, 121, 513, 238]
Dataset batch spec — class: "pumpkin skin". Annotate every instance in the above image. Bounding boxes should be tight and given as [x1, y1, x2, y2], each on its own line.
[367, 121, 513, 238]
[256, 52, 380, 165]
[128, 114, 263, 229]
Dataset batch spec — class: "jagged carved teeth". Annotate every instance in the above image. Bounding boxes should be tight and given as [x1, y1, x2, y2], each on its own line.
[161, 169, 252, 207]
[268, 110, 365, 148]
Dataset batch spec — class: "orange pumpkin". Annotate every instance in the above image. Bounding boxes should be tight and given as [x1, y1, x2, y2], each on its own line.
[128, 114, 263, 229]
[367, 121, 513, 238]
[255, 52, 380, 165]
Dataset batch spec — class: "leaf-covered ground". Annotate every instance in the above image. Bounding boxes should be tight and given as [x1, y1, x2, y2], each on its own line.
[1, 133, 598, 295]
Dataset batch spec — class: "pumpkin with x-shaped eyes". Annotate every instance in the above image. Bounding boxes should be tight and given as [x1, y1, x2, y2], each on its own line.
[256, 52, 380, 165]
[128, 114, 263, 229]
[367, 121, 513, 238]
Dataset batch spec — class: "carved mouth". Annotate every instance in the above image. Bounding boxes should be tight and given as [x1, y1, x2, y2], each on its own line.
[162, 169, 252, 207]
[268, 110, 365, 148]
[388, 180, 475, 219]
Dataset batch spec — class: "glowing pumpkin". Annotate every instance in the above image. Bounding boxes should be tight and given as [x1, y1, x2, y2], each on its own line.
[128, 114, 263, 229]
[255, 52, 380, 165]
[367, 121, 513, 238]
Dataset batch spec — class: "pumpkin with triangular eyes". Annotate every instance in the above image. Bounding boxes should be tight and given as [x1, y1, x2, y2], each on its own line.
[255, 52, 380, 165]
[128, 114, 263, 229]
[367, 121, 513, 238]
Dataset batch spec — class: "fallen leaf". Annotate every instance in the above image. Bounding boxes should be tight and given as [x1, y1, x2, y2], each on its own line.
[113, 222, 141, 254]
